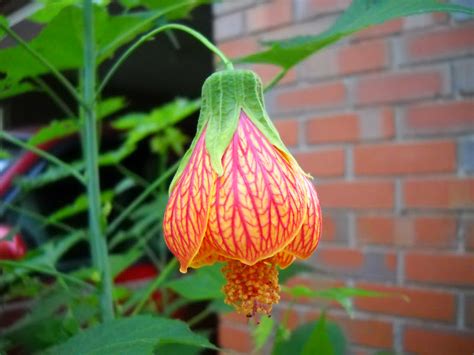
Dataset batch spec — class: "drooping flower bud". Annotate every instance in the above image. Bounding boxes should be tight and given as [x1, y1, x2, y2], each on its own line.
[163, 70, 322, 316]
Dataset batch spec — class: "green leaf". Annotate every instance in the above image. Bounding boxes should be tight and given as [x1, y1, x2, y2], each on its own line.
[0, 79, 37, 99]
[27, 96, 126, 146]
[16, 161, 84, 190]
[282, 285, 405, 318]
[150, 127, 189, 155]
[239, 0, 474, 73]
[118, 0, 141, 9]
[273, 316, 346, 355]
[112, 98, 199, 130]
[165, 263, 225, 301]
[253, 316, 274, 351]
[44, 316, 216, 355]
[96, 2, 210, 62]
[29, 1, 111, 23]
[0, 6, 85, 80]
[0, 5, 172, 82]
[100, 98, 198, 165]
[301, 313, 333, 355]
[48, 190, 114, 222]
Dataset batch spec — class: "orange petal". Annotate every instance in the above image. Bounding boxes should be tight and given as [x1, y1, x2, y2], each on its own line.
[273, 251, 296, 269]
[163, 131, 216, 273]
[206, 112, 307, 265]
[285, 178, 322, 259]
[189, 237, 225, 269]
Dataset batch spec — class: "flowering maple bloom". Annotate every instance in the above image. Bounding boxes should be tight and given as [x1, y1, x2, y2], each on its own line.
[163, 70, 321, 316]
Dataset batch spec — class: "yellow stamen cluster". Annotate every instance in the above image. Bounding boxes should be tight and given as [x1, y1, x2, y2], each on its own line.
[222, 260, 280, 317]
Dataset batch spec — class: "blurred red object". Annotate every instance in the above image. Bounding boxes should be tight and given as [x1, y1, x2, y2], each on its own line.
[0, 225, 27, 260]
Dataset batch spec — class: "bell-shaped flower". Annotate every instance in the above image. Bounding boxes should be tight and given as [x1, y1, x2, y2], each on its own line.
[163, 70, 322, 316]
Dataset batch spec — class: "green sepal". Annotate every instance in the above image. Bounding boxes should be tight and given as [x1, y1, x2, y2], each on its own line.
[169, 69, 291, 192]
[202, 69, 290, 175]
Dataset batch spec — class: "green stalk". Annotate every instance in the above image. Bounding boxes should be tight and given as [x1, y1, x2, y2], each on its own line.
[82, 0, 114, 322]
[97, 23, 234, 95]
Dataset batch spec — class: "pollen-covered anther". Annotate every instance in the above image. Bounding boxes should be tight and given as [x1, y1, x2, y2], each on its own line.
[222, 260, 280, 317]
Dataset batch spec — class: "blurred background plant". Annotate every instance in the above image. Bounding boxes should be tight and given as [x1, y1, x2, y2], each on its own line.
[0, 1, 472, 354]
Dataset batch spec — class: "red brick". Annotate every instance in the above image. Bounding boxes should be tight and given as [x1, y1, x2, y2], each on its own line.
[218, 323, 252, 352]
[405, 252, 474, 286]
[332, 315, 393, 348]
[355, 19, 403, 40]
[246, 0, 292, 33]
[404, 101, 474, 136]
[385, 253, 397, 271]
[356, 70, 444, 105]
[404, 327, 474, 355]
[323, 214, 336, 241]
[276, 82, 346, 112]
[306, 113, 359, 143]
[354, 140, 456, 176]
[414, 217, 458, 248]
[252, 64, 296, 86]
[306, 109, 394, 143]
[220, 312, 247, 326]
[404, 178, 474, 209]
[316, 248, 364, 270]
[338, 40, 388, 74]
[321, 214, 349, 242]
[218, 36, 258, 58]
[357, 216, 457, 249]
[354, 282, 456, 322]
[273, 118, 298, 146]
[406, 26, 474, 61]
[318, 181, 394, 209]
[295, 148, 345, 177]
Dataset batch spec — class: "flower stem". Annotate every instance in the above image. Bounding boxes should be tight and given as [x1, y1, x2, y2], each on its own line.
[82, 0, 114, 322]
[97, 23, 233, 96]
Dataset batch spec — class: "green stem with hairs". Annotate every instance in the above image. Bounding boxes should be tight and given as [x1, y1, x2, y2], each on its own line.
[82, 0, 114, 322]
[97, 23, 233, 95]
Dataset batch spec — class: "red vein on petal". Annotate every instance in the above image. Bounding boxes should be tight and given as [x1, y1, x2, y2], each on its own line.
[163, 131, 215, 272]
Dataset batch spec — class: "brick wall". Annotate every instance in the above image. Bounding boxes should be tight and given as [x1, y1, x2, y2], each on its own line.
[213, 1, 474, 354]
